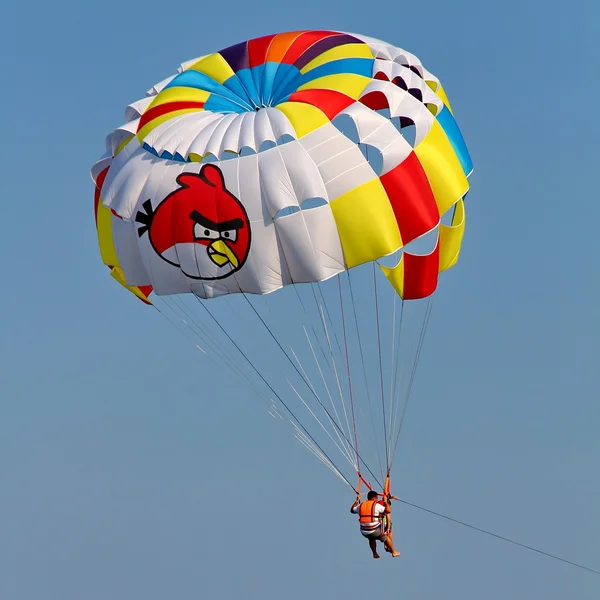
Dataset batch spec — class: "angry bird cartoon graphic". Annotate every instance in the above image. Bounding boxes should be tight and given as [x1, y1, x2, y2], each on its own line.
[135, 164, 251, 280]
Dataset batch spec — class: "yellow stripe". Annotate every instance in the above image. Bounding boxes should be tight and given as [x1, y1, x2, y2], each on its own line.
[300, 43, 374, 74]
[188, 53, 235, 84]
[297, 73, 371, 99]
[427, 80, 453, 114]
[380, 258, 405, 299]
[436, 85, 453, 113]
[97, 202, 119, 267]
[330, 178, 402, 268]
[182, 54, 209, 70]
[275, 101, 330, 137]
[110, 266, 152, 304]
[97, 202, 153, 304]
[146, 86, 211, 109]
[114, 134, 134, 157]
[426, 103, 439, 116]
[96, 189, 152, 303]
[136, 107, 205, 140]
[439, 199, 465, 272]
[414, 121, 469, 216]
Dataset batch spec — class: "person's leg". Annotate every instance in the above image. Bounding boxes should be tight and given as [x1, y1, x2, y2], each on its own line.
[383, 531, 400, 557]
[368, 538, 380, 559]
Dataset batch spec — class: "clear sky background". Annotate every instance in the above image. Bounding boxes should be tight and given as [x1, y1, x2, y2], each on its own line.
[1, 0, 599, 598]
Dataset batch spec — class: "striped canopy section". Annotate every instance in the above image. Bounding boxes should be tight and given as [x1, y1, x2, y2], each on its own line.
[92, 30, 473, 302]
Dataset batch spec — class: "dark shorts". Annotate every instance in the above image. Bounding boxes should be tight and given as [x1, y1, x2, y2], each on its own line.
[360, 524, 388, 541]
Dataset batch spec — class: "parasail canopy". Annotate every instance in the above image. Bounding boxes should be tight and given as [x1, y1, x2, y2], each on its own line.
[92, 30, 473, 494]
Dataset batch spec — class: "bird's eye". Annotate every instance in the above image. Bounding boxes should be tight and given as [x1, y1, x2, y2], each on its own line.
[221, 229, 237, 243]
[194, 224, 219, 240]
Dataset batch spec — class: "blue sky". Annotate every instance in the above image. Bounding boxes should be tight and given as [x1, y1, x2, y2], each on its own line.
[1, 0, 599, 598]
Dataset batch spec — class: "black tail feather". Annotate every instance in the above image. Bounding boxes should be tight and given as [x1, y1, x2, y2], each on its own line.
[135, 199, 154, 237]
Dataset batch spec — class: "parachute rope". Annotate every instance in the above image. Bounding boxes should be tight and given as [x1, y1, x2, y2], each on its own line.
[312, 284, 344, 358]
[169, 296, 245, 374]
[392, 299, 406, 401]
[287, 378, 358, 470]
[153, 297, 274, 409]
[388, 289, 399, 461]
[337, 276, 360, 473]
[304, 284, 357, 455]
[388, 296, 406, 463]
[297, 326, 357, 465]
[294, 286, 333, 372]
[373, 262, 390, 472]
[293, 424, 352, 486]
[397, 497, 600, 576]
[289, 343, 357, 468]
[314, 301, 356, 456]
[157, 285, 365, 488]
[243, 292, 352, 448]
[191, 294, 357, 491]
[241, 292, 383, 489]
[390, 295, 435, 468]
[346, 270, 386, 484]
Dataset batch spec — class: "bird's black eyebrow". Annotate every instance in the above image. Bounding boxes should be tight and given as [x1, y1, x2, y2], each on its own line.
[189, 210, 244, 232]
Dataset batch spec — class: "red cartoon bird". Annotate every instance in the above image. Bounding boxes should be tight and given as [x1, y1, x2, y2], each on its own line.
[135, 164, 251, 280]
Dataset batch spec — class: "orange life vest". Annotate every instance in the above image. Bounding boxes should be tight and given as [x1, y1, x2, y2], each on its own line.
[358, 500, 382, 523]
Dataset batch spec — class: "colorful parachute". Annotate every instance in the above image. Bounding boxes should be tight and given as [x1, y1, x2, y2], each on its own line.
[92, 30, 473, 495]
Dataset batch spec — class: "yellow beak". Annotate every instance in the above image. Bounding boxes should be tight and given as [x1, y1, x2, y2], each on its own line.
[208, 239, 239, 268]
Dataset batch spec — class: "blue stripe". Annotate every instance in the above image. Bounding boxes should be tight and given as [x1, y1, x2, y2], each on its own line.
[142, 144, 186, 162]
[143, 142, 159, 156]
[436, 106, 473, 176]
[204, 94, 248, 113]
[235, 69, 260, 107]
[259, 62, 279, 105]
[204, 94, 246, 114]
[165, 71, 251, 110]
[270, 65, 301, 103]
[221, 76, 253, 108]
[249, 64, 265, 104]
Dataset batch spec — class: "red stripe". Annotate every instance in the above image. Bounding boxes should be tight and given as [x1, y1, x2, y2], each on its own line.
[402, 241, 440, 300]
[280, 30, 337, 65]
[359, 91, 390, 111]
[138, 285, 153, 303]
[137, 101, 205, 132]
[380, 152, 440, 245]
[93, 167, 109, 226]
[108, 268, 153, 303]
[94, 167, 154, 302]
[287, 89, 354, 120]
[248, 34, 277, 68]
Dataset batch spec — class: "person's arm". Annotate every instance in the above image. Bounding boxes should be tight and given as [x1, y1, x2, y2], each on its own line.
[350, 496, 361, 513]
[384, 495, 392, 515]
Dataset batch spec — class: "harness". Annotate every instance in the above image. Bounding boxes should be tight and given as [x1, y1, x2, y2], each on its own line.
[355, 472, 396, 535]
